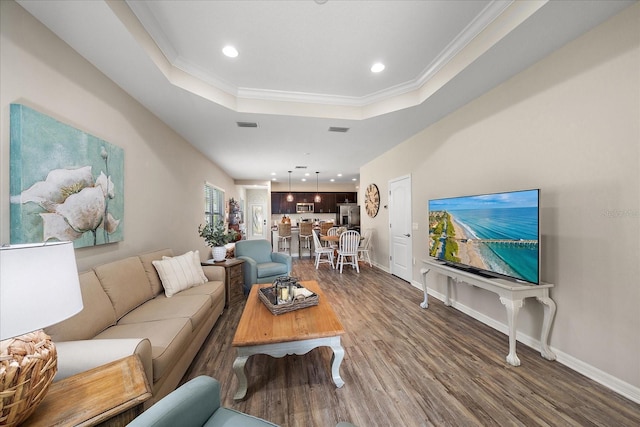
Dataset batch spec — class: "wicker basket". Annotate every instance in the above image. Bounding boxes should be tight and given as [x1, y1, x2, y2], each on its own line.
[258, 285, 319, 315]
[0, 330, 58, 426]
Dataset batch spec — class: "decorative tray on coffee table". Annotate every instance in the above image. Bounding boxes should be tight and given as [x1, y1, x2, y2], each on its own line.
[258, 277, 319, 315]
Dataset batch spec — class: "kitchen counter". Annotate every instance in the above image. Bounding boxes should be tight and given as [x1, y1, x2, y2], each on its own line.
[272, 226, 318, 257]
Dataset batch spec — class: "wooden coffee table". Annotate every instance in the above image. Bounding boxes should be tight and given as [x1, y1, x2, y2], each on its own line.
[232, 280, 345, 400]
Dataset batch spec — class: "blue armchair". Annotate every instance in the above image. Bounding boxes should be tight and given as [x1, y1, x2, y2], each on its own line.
[235, 239, 292, 294]
[126, 375, 357, 427]
[126, 376, 277, 427]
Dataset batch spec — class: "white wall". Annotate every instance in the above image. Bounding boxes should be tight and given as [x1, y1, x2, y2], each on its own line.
[0, 1, 237, 271]
[361, 3, 640, 398]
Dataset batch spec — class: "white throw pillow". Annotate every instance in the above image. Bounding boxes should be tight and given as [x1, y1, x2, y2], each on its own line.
[152, 251, 206, 297]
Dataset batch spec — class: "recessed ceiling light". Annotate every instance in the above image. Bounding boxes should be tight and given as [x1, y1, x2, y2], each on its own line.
[371, 62, 385, 73]
[272, 178, 277, 181]
[337, 173, 342, 177]
[301, 178, 307, 182]
[352, 178, 357, 181]
[223, 45, 239, 58]
[330, 178, 335, 182]
[270, 172, 276, 176]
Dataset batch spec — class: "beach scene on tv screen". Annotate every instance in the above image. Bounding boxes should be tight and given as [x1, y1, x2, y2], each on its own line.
[428, 190, 539, 284]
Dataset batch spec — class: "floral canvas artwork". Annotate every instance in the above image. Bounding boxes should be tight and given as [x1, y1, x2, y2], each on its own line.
[10, 104, 124, 248]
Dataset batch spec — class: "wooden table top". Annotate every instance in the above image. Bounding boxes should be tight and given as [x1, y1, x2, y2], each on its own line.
[24, 355, 151, 427]
[233, 280, 344, 347]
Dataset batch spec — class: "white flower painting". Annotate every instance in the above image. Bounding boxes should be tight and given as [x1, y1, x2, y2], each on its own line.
[10, 104, 124, 248]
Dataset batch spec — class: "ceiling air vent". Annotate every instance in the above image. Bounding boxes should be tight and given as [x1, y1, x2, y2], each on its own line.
[329, 126, 349, 133]
[236, 121, 258, 128]
[295, 166, 307, 169]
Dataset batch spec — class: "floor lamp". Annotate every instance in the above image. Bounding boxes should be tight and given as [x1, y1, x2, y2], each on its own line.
[0, 241, 83, 426]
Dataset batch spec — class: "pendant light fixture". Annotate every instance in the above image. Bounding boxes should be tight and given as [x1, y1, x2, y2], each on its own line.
[286, 171, 294, 202]
[314, 171, 322, 203]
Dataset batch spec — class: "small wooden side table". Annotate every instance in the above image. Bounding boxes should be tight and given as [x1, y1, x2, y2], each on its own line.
[202, 258, 245, 307]
[24, 355, 151, 427]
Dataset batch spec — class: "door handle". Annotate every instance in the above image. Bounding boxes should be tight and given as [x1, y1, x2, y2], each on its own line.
[404, 233, 411, 237]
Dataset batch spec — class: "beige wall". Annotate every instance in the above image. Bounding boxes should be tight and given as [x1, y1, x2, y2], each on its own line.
[0, 1, 237, 271]
[361, 3, 640, 394]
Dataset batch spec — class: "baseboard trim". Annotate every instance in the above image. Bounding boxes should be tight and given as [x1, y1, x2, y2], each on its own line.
[409, 280, 640, 404]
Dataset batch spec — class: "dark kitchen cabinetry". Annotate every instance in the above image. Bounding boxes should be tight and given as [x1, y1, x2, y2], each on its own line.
[315, 193, 335, 213]
[271, 192, 357, 214]
[335, 192, 357, 204]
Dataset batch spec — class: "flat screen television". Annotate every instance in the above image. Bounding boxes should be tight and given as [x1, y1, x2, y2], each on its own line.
[428, 189, 540, 285]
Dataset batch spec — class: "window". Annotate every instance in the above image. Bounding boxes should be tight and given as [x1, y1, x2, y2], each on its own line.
[204, 183, 224, 225]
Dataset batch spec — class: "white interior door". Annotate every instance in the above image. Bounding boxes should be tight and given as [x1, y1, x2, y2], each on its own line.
[389, 175, 412, 282]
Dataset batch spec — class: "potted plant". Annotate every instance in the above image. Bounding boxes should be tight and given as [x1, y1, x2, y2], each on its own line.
[198, 220, 238, 262]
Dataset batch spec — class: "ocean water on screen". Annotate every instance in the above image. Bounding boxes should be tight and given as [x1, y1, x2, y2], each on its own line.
[452, 207, 539, 283]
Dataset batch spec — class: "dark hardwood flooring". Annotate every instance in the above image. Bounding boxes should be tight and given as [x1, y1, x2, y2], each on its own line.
[182, 258, 640, 427]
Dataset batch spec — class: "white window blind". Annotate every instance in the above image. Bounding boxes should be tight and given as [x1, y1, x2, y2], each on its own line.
[204, 183, 224, 225]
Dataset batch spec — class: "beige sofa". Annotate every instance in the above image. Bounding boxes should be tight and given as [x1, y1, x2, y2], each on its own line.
[44, 249, 225, 407]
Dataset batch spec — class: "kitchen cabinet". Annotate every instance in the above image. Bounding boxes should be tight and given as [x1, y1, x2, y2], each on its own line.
[270, 192, 358, 214]
[335, 192, 357, 204]
[271, 193, 295, 214]
[315, 193, 335, 213]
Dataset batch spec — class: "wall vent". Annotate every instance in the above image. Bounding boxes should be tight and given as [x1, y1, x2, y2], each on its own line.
[329, 126, 349, 133]
[237, 121, 258, 128]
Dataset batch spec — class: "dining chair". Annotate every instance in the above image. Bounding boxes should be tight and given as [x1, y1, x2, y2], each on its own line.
[312, 230, 334, 269]
[298, 222, 313, 258]
[337, 230, 360, 273]
[325, 227, 339, 248]
[277, 223, 291, 254]
[358, 228, 373, 267]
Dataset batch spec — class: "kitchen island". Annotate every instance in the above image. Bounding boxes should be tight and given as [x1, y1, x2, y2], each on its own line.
[272, 226, 316, 258]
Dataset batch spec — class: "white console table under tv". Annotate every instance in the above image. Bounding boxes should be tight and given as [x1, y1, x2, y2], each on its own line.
[420, 258, 557, 367]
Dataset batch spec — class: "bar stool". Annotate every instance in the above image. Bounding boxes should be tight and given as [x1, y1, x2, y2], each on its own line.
[320, 221, 334, 237]
[298, 222, 313, 258]
[277, 223, 291, 254]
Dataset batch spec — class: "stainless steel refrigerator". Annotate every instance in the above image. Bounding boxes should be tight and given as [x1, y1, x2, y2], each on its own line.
[337, 203, 360, 229]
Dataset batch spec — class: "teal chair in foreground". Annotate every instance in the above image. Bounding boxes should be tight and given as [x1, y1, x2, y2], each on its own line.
[127, 376, 277, 426]
[127, 376, 357, 427]
[235, 239, 292, 294]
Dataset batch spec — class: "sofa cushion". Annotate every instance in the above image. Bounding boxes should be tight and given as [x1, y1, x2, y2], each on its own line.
[178, 281, 225, 308]
[257, 261, 289, 278]
[45, 271, 117, 342]
[153, 251, 207, 297]
[93, 318, 192, 383]
[118, 294, 212, 332]
[139, 249, 174, 296]
[94, 256, 154, 319]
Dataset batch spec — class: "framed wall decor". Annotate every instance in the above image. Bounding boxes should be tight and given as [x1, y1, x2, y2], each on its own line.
[10, 104, 124, 248]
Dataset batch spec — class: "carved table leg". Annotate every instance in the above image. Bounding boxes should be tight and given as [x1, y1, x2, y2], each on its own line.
[420, 267, 430, 308]
[444, 277, 452, 306]
[232, 355, 249, 400]
[536, 295, 557, 361]
[499, 297, 524, 366]
[330, 340, 345, 388]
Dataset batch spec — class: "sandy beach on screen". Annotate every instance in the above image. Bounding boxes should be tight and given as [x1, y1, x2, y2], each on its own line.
[450, 215, 488, 270]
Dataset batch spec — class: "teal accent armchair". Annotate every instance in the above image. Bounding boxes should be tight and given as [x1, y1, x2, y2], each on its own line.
[235, 239, 292, 294]
[126, 375, 358, 427]
[126, 376, 277, 427]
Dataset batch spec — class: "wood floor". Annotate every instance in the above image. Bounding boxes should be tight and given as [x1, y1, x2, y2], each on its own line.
[182, 258, 640, 427]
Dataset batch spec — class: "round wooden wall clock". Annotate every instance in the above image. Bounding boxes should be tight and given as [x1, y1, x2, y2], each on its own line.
[365, 183, 380, 218]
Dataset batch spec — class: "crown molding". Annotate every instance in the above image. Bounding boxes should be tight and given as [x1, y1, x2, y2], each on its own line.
[117, 0, 545, 119]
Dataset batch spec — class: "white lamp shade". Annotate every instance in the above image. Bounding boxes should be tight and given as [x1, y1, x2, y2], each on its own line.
[0, 241, 83, 340]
